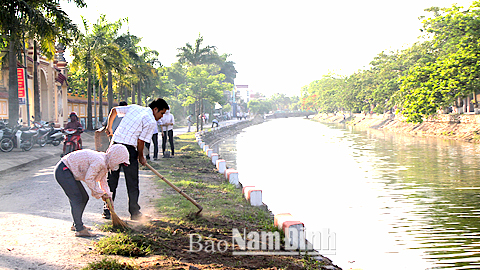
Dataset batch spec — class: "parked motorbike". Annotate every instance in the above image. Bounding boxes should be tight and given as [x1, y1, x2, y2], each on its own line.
[37, 122, 63, 147]
[61, 127, 83, 156]
[0, 121, 7, 143]
[0, 123, 39, 152]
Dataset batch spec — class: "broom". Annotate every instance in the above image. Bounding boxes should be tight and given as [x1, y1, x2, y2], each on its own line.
[105, 198, 129, 228]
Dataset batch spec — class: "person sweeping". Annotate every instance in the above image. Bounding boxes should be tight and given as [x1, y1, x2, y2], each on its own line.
[54, 144, 130, 237]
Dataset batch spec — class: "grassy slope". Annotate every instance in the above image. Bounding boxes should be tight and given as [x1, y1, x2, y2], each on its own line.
[85, 132, 327, 270]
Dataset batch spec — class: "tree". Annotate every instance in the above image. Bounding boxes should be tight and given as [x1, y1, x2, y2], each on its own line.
[176, 34, 216, 66]
[71, 15, 126, 129]
[180, 65, 231, 131]
[0, 0, 85, 124]
[399, 2, 480, 122]
[248, 99, 272, 115]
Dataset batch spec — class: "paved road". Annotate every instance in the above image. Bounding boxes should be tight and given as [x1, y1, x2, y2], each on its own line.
[0, 119, 241, 269]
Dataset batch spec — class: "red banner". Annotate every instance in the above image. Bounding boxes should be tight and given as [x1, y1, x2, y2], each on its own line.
[17, 68, 25, 98]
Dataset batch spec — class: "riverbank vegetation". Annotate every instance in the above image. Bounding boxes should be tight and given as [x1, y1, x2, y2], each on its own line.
[301, 2, 480, 123]
[85, 132, 329, 269]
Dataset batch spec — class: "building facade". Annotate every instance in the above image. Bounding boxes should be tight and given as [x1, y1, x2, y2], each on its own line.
[0, 43, 116, 128]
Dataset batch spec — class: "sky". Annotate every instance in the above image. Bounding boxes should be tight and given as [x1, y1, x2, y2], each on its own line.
[61, 0, 475, 98]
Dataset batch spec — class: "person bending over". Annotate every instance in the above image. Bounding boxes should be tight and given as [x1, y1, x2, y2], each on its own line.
[55, 144, 129, 237]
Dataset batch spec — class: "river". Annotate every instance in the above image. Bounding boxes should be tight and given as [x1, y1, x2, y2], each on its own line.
[209, 117, 480, 270]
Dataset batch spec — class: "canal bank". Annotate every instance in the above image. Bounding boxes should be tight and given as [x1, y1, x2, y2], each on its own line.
[198, 118, 341, 270]
[313, 113, 480, 143]
[199, 116, 480, 270]
[83, 130, 341, 270]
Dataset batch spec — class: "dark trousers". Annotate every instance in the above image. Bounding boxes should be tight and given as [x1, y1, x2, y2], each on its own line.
[162, 130, 174, 156]
[55, 161, 89, 231]
[107, 143, 140, 216]
[145, 133, 158, 159]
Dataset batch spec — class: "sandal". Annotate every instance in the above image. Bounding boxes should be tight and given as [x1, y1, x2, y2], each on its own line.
[75, 229, 96, 237]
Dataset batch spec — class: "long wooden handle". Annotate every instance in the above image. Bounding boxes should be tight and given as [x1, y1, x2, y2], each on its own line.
[145, 163, 203, 214]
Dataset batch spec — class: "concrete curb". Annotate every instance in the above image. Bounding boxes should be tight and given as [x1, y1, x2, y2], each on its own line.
[197, 122, 332, 263]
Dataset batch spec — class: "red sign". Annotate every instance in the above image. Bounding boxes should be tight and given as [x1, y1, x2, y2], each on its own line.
[17, 68, 25, 98]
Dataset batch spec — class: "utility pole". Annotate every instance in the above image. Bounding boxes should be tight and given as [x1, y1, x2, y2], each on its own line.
[22, 40, 30, 126]
[232, 82, 237, 118]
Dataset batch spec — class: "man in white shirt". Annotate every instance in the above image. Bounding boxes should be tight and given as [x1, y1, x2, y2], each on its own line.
[186, 114, 193, 132]
[159, 109, 175, 158]
[104, 98, 169, 220]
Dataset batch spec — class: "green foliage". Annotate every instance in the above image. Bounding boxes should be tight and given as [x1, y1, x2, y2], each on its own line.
[222, 103, 232, 112]
[95, 233, 152, 257]
[82, 258, 137, 270]
[248, 99, 272, 115]
[180, 64, 231, 107]
[301, 2, 480, 123]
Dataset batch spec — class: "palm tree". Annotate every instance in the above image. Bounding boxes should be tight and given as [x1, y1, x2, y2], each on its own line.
[176, 35, 216, 66]
[0, 0, 85, 124]
[114, 32, 142, 104]
[90, 16, 125, 124]
[176, 35, 217, 131]
[71, 15, 125, 129]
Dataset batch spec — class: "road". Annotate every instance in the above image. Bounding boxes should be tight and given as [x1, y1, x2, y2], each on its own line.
[0, 133, 162, 269]
[0, 119, 241, 269]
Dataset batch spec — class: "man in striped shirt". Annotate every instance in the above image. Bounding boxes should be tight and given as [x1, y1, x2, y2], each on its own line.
[104, 98, 169, 220]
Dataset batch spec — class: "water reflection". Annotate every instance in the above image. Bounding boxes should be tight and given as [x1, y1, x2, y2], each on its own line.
[208, 118, 480, 270]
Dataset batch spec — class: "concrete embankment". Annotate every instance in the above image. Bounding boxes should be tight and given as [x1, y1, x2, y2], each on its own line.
[313, 113, 480, 143]
[198, 117, 342, 270]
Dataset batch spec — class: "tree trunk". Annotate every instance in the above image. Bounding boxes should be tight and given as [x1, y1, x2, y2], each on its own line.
[33, 41, 40, 121]
[195, 100, 199, 132]
[8, 41, 19, 125]
[131, 83, 136, 104]
[86, 68, 93, 130]
[108, 71, 113, 111]
[473, 91, 478, 108]
[200, 99, 204, 131]
[99, 84, 103, 125]
[137, 83, 141, 106]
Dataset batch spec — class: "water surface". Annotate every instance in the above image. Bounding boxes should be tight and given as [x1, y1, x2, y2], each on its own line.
[210, 117, 480, 270]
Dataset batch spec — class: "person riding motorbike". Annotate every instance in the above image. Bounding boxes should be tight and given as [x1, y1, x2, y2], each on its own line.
[64, 111, 83, 149]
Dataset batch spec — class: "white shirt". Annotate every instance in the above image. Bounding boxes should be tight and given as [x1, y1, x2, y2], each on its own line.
[112, 104, 156, 146]
[159, 112, 174, 132]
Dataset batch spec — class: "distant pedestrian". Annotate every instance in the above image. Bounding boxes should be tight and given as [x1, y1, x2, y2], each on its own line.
[187, 114, 193, 132]
[160, 109, 175, 158]
[212, 118, 219, 128]
[55, 144, 129, 237]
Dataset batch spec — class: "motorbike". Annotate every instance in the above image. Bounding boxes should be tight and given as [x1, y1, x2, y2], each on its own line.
[0, 122, 39, 152]
[0, 121, 6, 142]
[36, 122, 63, 147]
[61, 127, 83, 156]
